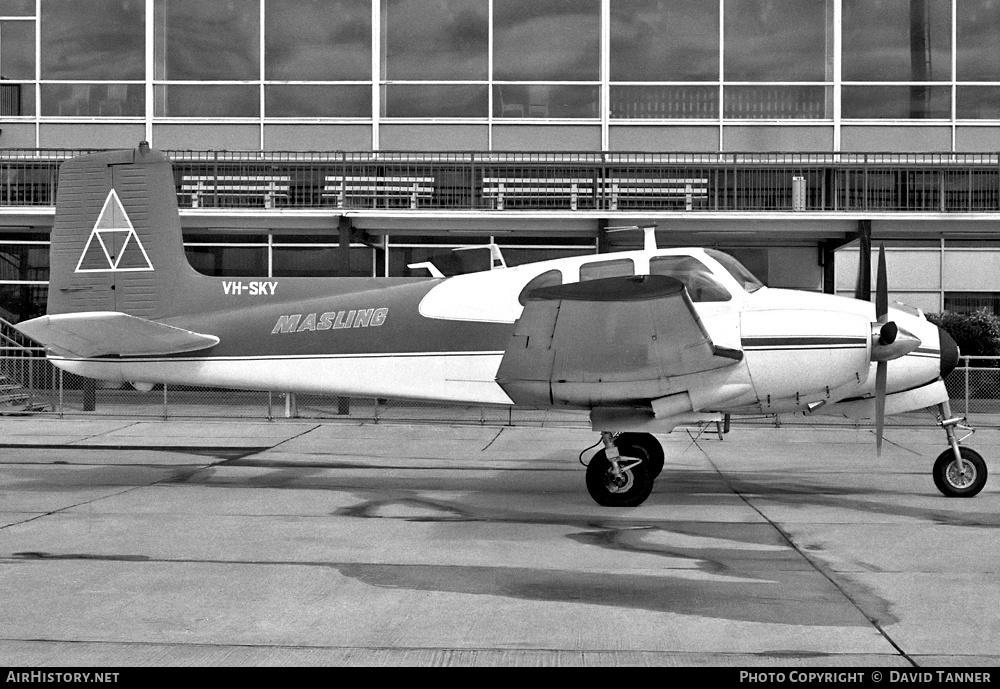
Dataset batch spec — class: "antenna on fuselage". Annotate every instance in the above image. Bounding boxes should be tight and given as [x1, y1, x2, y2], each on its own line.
[604, 224, 658, 252]
[453, 242, 507, 270]
[407, 262, 445, 278]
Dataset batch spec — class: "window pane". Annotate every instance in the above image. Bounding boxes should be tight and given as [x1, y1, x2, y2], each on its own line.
[272, 246, 373, 277]
[724, 0, 831, 82]
[493, 84, 598, 118]
[842, 85, 951, 119]
[382, 83, 487, 117]
[0, 243, 49, 279]
[0, 284, 47, 323]
[156, 0, 259, 80]
[724, 86, 831, 119]
[0, 82, 33, 116]
[957, 0, 1000, 81]
[41, 83, 144, 117]
[156, 84, 259, 118]
[389, 246, 486, 277]
[266, 84, 371, 117]
[580, 258, 634, 281]
[944, 292, 1000, 317]
[611, 85, 718, 119]
[494, 0, 599, 81]
[382, 0, 487, 80]
[957, 87, 1000, 119]
[266, 0, 370, 80]
[611, 0, 718, 81]
[1, 20, 33, 79]
[41, 0, 143, 79]
[0, 1, 33, 16]
[843, 0, 951, 81]
[184, 246, 267, 277]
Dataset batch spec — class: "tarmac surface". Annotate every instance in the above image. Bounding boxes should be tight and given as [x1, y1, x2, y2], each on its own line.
[0, 414, 998, 667]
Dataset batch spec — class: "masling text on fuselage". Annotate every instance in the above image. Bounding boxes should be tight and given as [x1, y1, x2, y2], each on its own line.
[271, 308, 389, 334]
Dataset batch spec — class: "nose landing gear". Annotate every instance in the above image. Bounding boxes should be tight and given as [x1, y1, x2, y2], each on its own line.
[933, 401, 988, 498]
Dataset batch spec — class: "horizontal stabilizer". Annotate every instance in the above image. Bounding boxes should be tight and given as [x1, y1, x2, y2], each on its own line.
[15, 312, 219, 358]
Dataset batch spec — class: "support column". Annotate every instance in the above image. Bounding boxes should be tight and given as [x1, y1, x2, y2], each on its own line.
[854, 219, 872, 301]
[821, 240, 837, 295]
[338, 216, 352, 276]
[597, 218, 611, 254]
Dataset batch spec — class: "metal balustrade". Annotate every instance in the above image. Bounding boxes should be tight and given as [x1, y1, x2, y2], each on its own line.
[0, 149, 997, 213]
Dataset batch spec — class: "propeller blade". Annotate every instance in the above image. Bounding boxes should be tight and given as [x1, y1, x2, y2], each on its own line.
[876, 243, 888, 322]
[875, 360, 887, 457]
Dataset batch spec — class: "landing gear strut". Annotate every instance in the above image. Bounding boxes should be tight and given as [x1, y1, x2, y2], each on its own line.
[584, 432, 662, 507]
[933, 401, 987, 498]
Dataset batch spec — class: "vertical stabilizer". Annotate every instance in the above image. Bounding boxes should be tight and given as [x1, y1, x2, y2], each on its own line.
[47, 143, 197, 318]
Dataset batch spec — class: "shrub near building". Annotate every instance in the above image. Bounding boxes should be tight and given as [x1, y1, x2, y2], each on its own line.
[927, 310, 1000, 357]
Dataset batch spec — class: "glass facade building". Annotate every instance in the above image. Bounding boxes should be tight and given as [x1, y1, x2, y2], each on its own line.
[0, 0, 997, 151]
[0, 0, 999, 324]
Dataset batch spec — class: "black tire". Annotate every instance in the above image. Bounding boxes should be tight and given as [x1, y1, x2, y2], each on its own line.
[585, 447, 653, 507]
[617, 432, 664, 479]
[933, 447, 987, 498]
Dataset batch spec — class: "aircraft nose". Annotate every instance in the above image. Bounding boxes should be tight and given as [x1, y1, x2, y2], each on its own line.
[939, 326, 959, 378]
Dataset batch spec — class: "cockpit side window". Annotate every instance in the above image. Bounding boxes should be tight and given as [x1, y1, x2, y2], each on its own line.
[649, 255, 732, 302]
[579, 258, 635, 281]
[518, 269, 563, 305]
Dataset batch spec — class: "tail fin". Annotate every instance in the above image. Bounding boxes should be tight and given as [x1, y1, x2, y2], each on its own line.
[15, 144, 219, 358]
[46, 142, 196, 318]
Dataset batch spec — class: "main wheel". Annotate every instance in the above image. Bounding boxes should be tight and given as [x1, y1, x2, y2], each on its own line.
[616, 432, 664, 479]
[585, 446, 654, 507]
[933, 447, 987, 498]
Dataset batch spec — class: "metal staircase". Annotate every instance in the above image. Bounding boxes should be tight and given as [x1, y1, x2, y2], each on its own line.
[0, 316, 49, 411]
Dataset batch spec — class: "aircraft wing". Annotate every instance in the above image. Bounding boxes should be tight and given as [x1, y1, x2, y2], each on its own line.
[15, 312, 220, 358]
[496, 275, 743, 407]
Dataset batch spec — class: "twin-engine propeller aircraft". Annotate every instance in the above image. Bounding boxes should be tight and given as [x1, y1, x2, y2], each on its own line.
[16, 144, 987, 506]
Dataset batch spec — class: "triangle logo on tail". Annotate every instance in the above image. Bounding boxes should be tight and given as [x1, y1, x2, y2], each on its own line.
[75, 189, 154, 273]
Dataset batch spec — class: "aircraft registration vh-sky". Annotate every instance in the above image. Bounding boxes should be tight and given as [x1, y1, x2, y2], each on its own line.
[15, 144, 988, 506]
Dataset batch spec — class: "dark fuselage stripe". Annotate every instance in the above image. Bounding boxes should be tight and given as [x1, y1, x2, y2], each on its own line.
[742, 336, 867, 350]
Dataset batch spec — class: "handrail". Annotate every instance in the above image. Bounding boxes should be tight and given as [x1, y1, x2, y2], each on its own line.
[0, 315, 41, 353]
[0, 148, 996, 213]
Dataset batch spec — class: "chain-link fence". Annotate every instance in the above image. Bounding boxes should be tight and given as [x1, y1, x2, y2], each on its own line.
[2, 353, 999, 426]
[945, 355, 1000, 418]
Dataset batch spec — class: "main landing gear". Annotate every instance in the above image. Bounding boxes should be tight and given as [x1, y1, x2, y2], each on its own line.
[584, 432, 664, 507]
[933, 401, 988, 498]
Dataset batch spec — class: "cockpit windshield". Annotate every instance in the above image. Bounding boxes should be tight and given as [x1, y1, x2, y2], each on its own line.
[705, 249, 764, 293]
[649, 255, 731, 302]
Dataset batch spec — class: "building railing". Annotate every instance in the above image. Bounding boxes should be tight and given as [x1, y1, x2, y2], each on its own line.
[1, 353, 998, 427]
[0, 149, 997, 213]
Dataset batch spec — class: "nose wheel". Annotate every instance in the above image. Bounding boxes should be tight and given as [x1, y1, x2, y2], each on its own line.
[933, 446, 987, 497]
[934, 402, 988, 498]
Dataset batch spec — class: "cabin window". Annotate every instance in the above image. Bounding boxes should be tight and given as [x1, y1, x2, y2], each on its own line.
[649, 255, 731, 302]
[518, 269, 563, 305]
[579, 258, 634, 281]
[705, 249, 764, 292]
